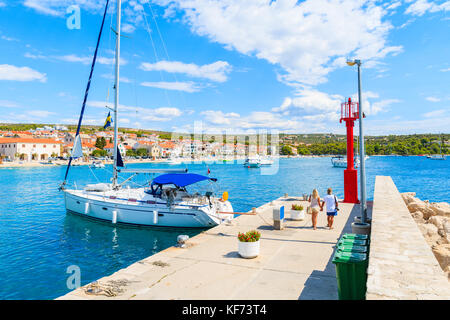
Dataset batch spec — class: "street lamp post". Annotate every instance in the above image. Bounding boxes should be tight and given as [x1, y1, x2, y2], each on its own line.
[347, 59, 367, 224]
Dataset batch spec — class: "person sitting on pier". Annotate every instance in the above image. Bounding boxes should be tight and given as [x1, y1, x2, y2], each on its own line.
[321, 188, 339, 230]
[307, 189, 321, 230]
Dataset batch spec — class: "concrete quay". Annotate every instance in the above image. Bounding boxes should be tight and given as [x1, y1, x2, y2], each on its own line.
[59, 196, 363, 300]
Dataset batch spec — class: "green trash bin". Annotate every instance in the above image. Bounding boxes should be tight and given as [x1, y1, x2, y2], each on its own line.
[338, 238, 367, 247]
[337, 244, 367, 253]
[332, 251, 368, 300]
[342, 233, 369, 241]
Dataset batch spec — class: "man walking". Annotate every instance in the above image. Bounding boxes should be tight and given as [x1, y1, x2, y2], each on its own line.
[321, 188, 339, 229]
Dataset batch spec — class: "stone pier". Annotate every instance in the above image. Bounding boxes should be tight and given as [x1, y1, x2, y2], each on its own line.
[59, 196, 361, 300]
[366, 176, 450, 299]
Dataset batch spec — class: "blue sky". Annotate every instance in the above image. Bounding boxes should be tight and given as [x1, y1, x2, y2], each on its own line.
[0, 0, 449, 135]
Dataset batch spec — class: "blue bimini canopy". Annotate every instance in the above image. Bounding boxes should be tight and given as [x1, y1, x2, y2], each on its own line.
[151, 173, 217, 187]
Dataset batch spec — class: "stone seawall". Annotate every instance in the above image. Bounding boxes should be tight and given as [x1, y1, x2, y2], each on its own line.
[400, 192, 450, 280]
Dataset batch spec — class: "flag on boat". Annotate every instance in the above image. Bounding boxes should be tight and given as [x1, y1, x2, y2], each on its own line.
[103, 112, 113, 129]
[71, 135, 83, 158]
[116, 146, 124, 167]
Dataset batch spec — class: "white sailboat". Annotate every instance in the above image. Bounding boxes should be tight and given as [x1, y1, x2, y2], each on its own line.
[427, 134, 446, 160]
[243, 155, 261, 168]
[60, 0, 234, 228]
[331, 155, 360, 168]
[259, 157, 274, 166]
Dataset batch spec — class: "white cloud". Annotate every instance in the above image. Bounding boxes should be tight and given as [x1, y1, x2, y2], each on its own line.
[97, 56, 128, 66]
[24, 52, 47, 59]
[23, 0, 64, 16]
[140, 60, 231, 82]
[349, 91, 400, 115]
[199, 109, 303, 133]
[101, 73, 132, 83]
[154, 0, 402, 86]
[27, 110, 55, 118]
[140, 81, 201, 92]
[272, 89, 343, 116]
[1, 35, 19, 42]
[56, 54, 91, 65]
[369, 99, 401, 115]
[386, 1, 402, 10]
[55, 54, 127, 66]
[22, 0, 146, 33]
[0, 64, 47, 82]
[87, 100, 183, 122]
[425, 96, 441, 102]
[405, 0, 450, 16]
[122, 23, 136, 34]
[423, 109, 447, 118]
[0, 2, 6, 8]
[200, 110, 240, 125]
[440, 67, 450, 72]
[0, 100, 21, 108]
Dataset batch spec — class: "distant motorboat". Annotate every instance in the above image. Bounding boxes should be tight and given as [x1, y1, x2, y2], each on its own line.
[427, 154, 446, 160]
[244, 155, 261, 168]
[90, 161, 105, 168]
[331, 156, 360, 168]
[260, 157, 274, 166]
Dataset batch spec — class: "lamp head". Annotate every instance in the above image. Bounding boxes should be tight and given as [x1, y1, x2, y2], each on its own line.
[347, 59, 361, 66]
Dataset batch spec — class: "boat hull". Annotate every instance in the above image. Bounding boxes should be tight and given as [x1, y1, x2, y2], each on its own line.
[64, 190, 229, 228]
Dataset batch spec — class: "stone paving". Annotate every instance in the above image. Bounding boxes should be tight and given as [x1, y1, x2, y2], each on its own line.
[366, 176, 450, 300]
[58, 195, 361, 300]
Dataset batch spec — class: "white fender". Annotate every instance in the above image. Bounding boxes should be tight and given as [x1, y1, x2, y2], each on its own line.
[153, 210, 158, 224]
[218, 201, 234, 221]
[84, 202, 90, 214]
[112, 210, 117, 224]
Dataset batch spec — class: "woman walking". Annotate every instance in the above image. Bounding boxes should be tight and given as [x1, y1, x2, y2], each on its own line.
[308, 189, 321, 230]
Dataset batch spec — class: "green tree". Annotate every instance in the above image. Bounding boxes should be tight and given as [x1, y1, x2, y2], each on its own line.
[92, 149, 108, 157]
[126, 149, 137, 157]
[280, 145, 293, 155]
[136, 148, 148, 157]
[95, 137, 106, 150]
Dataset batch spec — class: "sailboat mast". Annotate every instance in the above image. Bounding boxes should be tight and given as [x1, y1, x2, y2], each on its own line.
[113, 0, 121, 188]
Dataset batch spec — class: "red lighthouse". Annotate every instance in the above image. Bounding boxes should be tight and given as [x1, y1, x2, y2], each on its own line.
[341, 97, 359, 204]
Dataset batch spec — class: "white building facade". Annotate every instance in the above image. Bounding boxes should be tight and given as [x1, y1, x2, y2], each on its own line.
[0, 138, 62, 161]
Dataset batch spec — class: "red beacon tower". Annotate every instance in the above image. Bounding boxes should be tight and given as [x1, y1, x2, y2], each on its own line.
[340, 97, 360, 204]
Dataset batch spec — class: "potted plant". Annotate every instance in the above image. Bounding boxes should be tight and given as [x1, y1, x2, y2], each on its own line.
[238, 230, 261, 259]
[290, 204, 305, 221]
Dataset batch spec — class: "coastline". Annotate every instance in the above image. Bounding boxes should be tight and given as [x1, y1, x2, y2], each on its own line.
[0, 154, 428, 169]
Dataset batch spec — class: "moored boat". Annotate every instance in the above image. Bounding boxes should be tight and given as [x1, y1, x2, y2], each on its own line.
[60, 0, 235, 228]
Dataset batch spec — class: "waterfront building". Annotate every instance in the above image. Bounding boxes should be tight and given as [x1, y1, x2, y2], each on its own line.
[63, 141, 96, 157]
[0, 138, 62, 161]
[104, 143, 126, 157]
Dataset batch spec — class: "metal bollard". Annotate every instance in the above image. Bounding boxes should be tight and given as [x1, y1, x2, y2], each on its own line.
[273, 206, 285, 230]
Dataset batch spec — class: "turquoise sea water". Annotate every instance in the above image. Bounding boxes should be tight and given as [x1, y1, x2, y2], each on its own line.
[0, 156, 448, 299]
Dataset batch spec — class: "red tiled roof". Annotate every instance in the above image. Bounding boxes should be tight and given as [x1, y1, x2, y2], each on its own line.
[0, 138, 62, 144]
